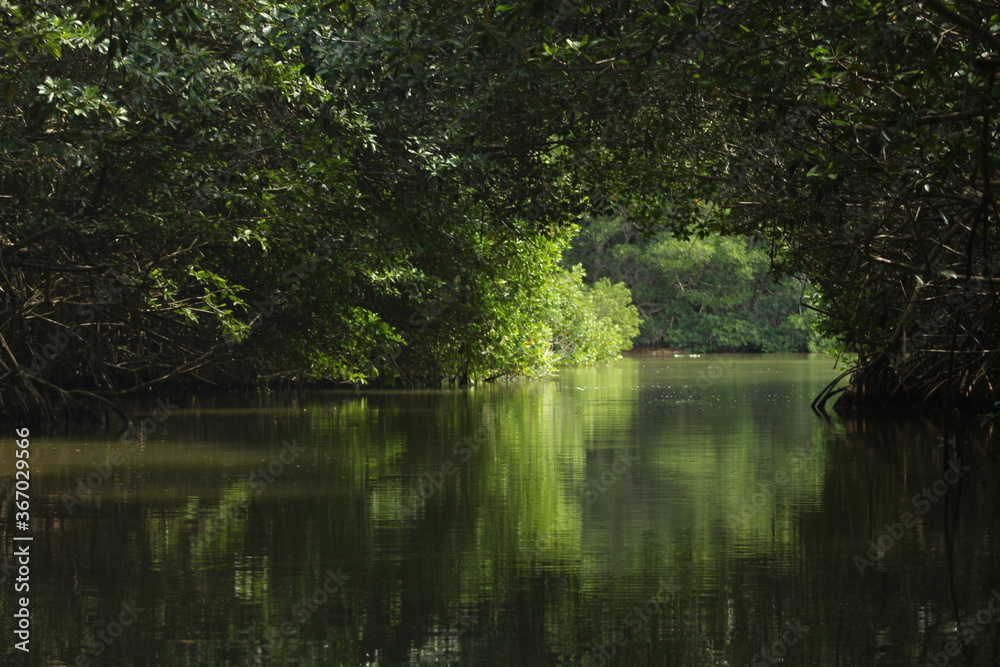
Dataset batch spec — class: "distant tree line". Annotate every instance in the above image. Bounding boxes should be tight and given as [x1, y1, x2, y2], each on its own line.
[566, 214, 829, 353]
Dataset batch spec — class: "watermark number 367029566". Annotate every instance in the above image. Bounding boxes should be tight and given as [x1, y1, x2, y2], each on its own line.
[12, 427, 33, 653]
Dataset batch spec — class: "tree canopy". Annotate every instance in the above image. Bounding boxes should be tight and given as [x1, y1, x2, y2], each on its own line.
[0, 0, 645, 420]
[2, 0, 998, 420]
[671, 0, 1000, 411]
[554, 0, 1000, 411]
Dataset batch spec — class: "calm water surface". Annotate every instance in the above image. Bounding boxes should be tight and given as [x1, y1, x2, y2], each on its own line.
[3, 355, 999, 666]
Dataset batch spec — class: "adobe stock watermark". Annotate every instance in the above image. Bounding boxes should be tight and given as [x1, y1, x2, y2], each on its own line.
[727, 439, 819, 529]
[225, 252, 325, 349]
[922, 589, 1000, 667]
[61, 396, 180, 514]
[373, 276, 464, 367]
[688, 353, 737, 400]
[582, 449, 639, 505]
[575, 577, 680, 666]
[397, 425, 489, 517]
[241, 567, 350, 665]
[72, 600, 145, 667]
[451, 610, 476, 639]
[751, 619, 808, 666]
[853, 459, 970, 576]
[17, 272, 128, 379]
[886, 278, 1000, 368]
[190, 440, 306, 551]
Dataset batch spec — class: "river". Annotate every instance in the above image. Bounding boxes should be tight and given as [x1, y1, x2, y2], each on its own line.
[2, 354, 998, 666]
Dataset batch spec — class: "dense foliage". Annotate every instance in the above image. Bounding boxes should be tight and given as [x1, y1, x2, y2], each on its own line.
[3, 0, 998, 418]
[567, 215, 826, 352]
[599, 1, 1000, 410]
[0, 0, 647, 421]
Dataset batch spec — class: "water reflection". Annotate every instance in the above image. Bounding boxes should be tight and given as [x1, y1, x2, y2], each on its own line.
[1, 355, 998, 666]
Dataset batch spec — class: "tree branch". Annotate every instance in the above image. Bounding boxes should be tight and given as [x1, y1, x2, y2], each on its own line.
[922, 0, 1000, 52]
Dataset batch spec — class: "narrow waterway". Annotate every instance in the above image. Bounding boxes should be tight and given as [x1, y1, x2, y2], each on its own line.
[2, 354, 998, 666]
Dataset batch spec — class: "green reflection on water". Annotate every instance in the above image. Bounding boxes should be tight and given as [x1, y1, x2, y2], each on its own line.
[5, 355, 1000, 666]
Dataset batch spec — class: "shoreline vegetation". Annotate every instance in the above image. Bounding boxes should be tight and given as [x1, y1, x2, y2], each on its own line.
[3, 1, 998, 423]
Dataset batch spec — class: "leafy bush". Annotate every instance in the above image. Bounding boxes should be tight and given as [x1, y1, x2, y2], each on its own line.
[542, 265, 641, 366]
[382, 236, 641, 386]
